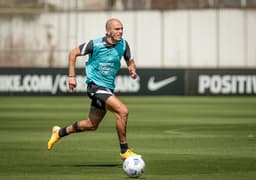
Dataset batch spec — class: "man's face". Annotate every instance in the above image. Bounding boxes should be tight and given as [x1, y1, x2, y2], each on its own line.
[107, 20, 123, 43]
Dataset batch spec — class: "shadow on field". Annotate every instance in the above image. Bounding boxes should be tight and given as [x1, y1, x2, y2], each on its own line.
[72, 163, 121, 168]
[51, 162, 121, 168]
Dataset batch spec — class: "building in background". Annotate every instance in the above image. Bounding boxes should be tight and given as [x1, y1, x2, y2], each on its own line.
[0, 0, 256, 67]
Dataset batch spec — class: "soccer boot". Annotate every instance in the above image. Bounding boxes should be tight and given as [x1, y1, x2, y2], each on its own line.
[120, 149, 141, 160]
[47, 126, 61, 150]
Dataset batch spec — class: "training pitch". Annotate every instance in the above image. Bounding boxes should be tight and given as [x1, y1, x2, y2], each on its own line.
[0, 96, 256, 180]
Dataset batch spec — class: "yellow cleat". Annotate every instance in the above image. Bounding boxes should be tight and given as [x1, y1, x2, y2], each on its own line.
[47, 126, 61, 150]
[120, 149, 141, 161]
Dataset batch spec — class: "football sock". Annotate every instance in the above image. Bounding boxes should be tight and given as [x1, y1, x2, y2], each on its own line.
[59, 127, 68, 137]
[120, 143, 129, 153]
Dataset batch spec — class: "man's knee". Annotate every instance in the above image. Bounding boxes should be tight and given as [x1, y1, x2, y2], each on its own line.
[120, 106, 129, 119]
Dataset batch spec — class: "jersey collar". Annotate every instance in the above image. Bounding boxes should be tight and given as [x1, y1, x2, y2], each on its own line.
[103, 36, 119, 48]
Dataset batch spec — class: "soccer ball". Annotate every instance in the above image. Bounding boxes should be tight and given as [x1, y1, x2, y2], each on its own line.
[122, 156, 145, 178]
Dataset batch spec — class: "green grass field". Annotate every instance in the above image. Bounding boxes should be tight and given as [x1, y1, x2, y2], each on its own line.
[0, 96, 256, 180]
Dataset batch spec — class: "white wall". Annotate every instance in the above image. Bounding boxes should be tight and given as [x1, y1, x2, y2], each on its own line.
[0, 9, 256, 68]
[247, 10, 256, 67]
[190, 10, 217, 67]
[163, 10, 190, 67]
[219, 10, 246, 67]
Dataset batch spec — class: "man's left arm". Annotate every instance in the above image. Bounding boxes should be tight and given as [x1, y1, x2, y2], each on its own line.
[123, 40, 138, 79]
[126, 59, 138, 79]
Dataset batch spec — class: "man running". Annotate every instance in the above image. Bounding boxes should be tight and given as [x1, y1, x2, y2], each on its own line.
[47, 18, 141, 160]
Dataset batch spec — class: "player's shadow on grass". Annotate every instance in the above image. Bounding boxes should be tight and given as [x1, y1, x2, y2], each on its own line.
[72, 163, 121, 168]
[73, 164, 146, 179]
[52, 164, 146, 179]
[51, 163, 121, 168]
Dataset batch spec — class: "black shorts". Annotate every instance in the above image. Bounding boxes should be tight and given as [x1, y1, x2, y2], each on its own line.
[86, 82, 114, 110]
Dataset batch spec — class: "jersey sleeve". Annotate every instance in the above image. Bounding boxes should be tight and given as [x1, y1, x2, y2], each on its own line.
[123, 40, 132, 61]
[79, 40, 93, 56]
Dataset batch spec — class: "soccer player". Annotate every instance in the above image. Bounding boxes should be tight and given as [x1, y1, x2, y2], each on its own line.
[47, 18, 141, 160]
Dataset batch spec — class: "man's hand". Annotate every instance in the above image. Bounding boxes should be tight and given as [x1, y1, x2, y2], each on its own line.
[129, 69, 138, 79]
[68, 77, 77, 92]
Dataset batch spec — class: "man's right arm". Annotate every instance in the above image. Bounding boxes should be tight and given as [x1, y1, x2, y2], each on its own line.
[68, 47, 81, 92]
[68, 40, 93, 92]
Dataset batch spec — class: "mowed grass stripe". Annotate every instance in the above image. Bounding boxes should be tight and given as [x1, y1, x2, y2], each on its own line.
[0, 96, 255, 180]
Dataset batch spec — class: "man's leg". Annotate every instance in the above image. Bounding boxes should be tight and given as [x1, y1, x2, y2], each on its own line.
[105, 95, 141, 160]
[106, 95, 128, 144]
[65, 106, 106, 133]
[47, 106, 106, 150]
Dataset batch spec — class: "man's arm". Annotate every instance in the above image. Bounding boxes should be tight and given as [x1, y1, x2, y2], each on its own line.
[123, 40, 137, 79]
[68, 47, 81, 92]
[126, 59, 138, 79]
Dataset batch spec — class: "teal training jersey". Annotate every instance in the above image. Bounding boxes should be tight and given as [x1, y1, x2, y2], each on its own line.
[79, 37, 131, 90]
